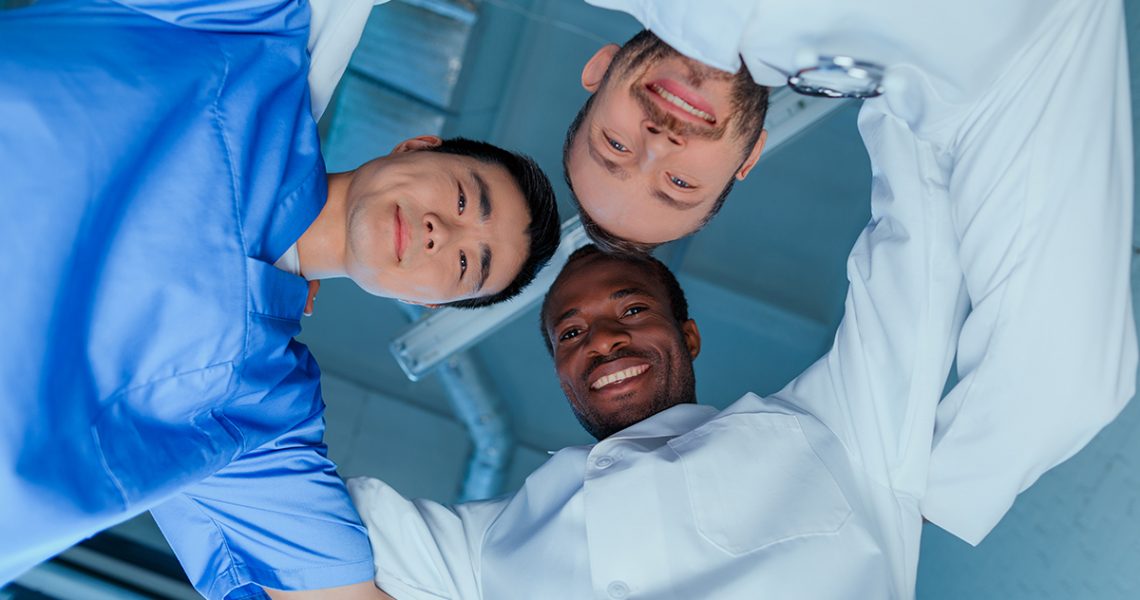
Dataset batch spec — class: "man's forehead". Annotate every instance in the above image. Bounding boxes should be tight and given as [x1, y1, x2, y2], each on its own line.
[545, 256, 662, 315]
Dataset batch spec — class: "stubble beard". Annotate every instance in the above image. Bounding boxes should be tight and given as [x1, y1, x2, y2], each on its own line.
[567, 344, 697, 441]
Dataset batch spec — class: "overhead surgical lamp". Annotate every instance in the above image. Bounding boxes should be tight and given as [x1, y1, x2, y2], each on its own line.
[390, 88, 849, 381]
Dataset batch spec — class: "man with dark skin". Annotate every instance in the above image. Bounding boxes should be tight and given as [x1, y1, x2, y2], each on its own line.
[348, 231, 1123, 597]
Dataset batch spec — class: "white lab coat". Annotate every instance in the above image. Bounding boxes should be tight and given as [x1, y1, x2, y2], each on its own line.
[306, 0, 389, 120]
[350, 392, 916, 599]
[587, 0, 1138, 545]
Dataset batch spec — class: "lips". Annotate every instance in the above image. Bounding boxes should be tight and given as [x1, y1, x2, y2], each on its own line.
[591, 364, 650, 390]
[588, 356, 652, 392]
[646, 79, 717, 124]
[394, 206, 408, 262]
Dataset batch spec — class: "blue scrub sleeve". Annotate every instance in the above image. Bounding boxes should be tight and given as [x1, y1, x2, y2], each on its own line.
[150, 409, 375, 600]
[109, 0, 309, 33]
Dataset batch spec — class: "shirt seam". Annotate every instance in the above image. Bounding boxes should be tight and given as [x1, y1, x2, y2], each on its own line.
[204, 35, 256, 396]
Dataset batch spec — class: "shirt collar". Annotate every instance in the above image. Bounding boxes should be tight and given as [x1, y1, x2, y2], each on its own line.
[607, 402, 718, 442]
[243, 159, 327, 265]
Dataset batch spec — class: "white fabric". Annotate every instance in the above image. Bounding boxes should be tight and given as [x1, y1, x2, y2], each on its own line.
[350, 394, 917, 599]
[306, 0, 390, 121]
[585, 0, 1137, 545]
[273, 242, 302, 277]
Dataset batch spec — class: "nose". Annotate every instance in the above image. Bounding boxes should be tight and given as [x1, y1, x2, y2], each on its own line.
[422, 212, 451, 254]
[644, 120, 685, 147]
[587, 318, 630, 356]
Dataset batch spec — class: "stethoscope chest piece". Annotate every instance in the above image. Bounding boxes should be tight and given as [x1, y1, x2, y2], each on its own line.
[786, 55, 887, 99]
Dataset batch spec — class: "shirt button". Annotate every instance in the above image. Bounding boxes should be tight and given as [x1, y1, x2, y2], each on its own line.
[594, 455, 615, 469]
[607, 581, 630, 599]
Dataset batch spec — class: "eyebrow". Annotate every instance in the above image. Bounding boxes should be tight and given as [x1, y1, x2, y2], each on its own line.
[473, 243, 492, 294]
[472, 169, 491, 222]
[549, 287, 655, 329]
[610, 287, 654, 300]
[652, 188, 701, 211]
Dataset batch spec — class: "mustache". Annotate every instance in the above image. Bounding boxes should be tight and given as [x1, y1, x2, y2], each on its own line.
[584, 348, 654, 386]
[630, 82, 728, 141]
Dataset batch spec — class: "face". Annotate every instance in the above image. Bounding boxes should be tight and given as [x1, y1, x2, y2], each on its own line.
[543, 254, 700, 440]
[567, 36, 768, 245]
[344, 139, 531, 304]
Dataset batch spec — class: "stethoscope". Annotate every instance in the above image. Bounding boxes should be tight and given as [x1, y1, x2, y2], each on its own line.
[760, 55, 888, 99]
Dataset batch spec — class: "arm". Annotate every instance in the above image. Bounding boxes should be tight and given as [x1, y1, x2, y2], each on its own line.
[265, 581, 395, 600]
[306, 0, 387, 121]
[921, 0, 1135, 544]
[108, 0, 308, 33]
[773, 102, 967, 500]
[344, 476, 490, 600]
[150, 409, 378, 600]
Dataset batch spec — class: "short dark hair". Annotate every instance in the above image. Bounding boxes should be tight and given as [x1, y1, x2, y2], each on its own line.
[562, 30, 766, 254]
[426, 138, 560, 308]
[539, 244, 689, 353]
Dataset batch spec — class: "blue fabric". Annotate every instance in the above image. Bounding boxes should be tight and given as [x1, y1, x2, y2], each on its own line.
[0, 1, 373, 597]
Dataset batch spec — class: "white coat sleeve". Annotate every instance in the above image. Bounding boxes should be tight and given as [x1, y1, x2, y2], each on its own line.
[920, 0, 1136, 545]
[306, 0, 390, 121]
[771, 104, 968, 500]
[346, 477, 489, 600]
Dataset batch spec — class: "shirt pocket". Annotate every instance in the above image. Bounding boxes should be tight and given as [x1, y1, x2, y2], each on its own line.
[92, 362, 239, 507]
[667, 412, 851, 555]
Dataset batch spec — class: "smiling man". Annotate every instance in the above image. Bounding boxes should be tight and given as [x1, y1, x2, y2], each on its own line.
[349, 233, 1131, 598]
[0, 2, 557, 599]
[565, 0, 1137, 548]
[302, 135, 554, 306]
[563, 30, 768, 251]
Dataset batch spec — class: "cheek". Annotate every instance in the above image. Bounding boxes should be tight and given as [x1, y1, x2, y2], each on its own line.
[555, 364, 585, 402]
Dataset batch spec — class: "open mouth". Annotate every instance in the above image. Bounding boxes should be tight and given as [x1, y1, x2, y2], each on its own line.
[591, 364, 650, 390]
[648, 82, 716, 124]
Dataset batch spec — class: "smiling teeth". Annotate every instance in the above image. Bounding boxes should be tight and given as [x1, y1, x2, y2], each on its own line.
[591, 365, 650, 390]
[651, 84, 715, 123]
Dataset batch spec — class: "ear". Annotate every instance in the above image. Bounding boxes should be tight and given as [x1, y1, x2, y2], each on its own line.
[392, 135, 443, 154]
[582, 44, 620, 93]
[680, 319, 701, 360]
[735, 129, 767, 181]
[303, 280, 321, 317]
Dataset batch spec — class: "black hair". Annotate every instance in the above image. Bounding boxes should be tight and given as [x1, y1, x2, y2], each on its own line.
[561, 30, 767, 254]
[426, 138, 561, 308]
[539, 244, 689, 353]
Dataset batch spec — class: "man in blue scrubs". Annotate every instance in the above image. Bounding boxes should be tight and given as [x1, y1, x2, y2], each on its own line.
[0, 1, 558, 598]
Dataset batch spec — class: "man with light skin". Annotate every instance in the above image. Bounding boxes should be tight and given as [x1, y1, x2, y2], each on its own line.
[563, 0, 1137, 549]
[0, 2, 559, 598]
[348, 235, 1130, 597]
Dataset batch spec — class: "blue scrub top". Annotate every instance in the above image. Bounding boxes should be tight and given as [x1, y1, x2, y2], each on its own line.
[0, 1, 374, 597]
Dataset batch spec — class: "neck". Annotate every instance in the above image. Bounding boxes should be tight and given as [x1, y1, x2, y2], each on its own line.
[296, 171, 352, 280]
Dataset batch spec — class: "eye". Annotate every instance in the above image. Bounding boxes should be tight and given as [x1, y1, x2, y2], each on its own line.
[459, 250, 468, 278]
[458, 187, 467, 215]
[606, 135, 629, 153]
[623, 305, 647, 317]
[669, 175, 694, 189]
[559, 327, 582, 342]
